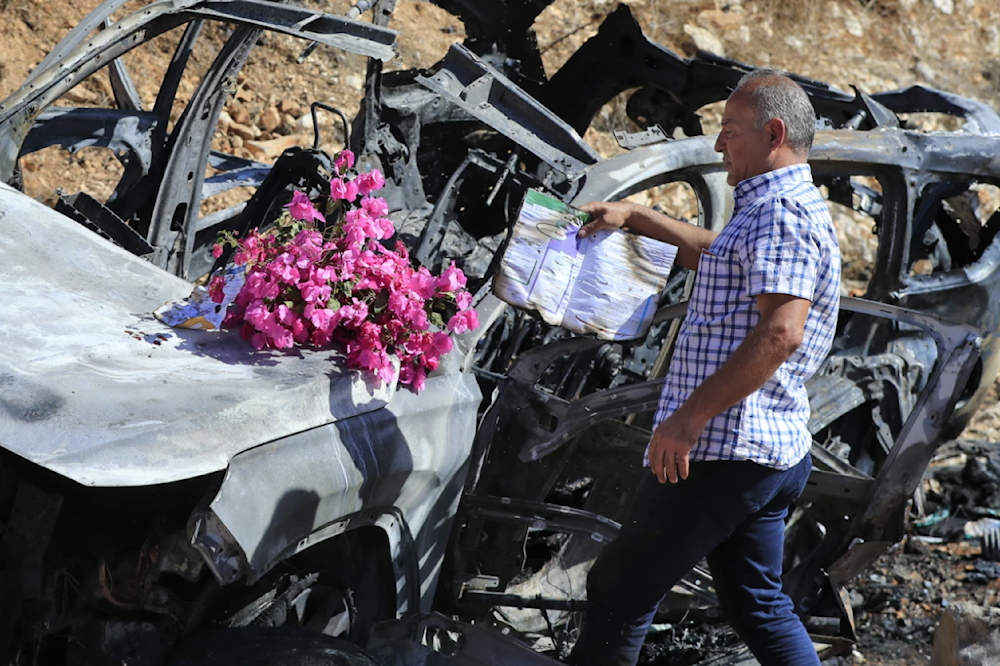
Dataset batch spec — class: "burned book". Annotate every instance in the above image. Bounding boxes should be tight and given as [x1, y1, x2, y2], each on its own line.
[493, 189, 678, 341]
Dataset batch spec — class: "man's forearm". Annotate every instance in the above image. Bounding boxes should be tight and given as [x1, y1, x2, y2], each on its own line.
[646, 306, 804, 484]
[621, 203, 718, 271]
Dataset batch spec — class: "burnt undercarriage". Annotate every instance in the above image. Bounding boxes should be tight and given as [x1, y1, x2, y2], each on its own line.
[2, 1, 1000, 664]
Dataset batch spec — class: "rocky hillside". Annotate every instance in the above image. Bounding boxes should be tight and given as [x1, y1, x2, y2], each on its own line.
[3, 0, 998, 206]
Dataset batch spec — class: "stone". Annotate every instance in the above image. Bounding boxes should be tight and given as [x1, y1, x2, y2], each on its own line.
[296, 113, 329, 132]
[245, 134, 305, 161]
[916, 61, 937, 82]
[235, 86, 255, 103]
[259, 106, 281, 133]
[697, 9, 744, 34]
[227, 121, 257, 141]
[784, 35, 805, 50]
[277, 98, 302, 117]
[229, 103, 251, 126]
[845, 15, 864, 38]
[64, 87, 99, 104]
[683, 24, 725, 57]
[933, 0, 954, 15]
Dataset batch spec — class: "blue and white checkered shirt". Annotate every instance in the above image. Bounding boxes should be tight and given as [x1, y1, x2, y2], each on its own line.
[651, 164, 841, 470]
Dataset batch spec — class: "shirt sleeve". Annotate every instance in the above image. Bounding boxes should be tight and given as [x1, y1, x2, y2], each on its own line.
[740, 195, 821, 301]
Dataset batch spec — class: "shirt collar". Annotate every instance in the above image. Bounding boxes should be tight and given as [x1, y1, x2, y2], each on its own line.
[732, 164, 813, 212]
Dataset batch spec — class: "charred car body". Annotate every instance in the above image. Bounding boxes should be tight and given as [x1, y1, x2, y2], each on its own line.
[0, 0, 998, 664]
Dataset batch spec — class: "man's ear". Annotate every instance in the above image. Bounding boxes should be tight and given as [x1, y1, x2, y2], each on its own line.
[766, 118, 788, 150]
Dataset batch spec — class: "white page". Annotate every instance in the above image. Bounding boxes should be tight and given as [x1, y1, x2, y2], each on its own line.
[493, 191, 587, 325]
[562, 230, 678, 341]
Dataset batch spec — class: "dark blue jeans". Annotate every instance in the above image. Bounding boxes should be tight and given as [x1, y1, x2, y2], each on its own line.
[567, 455, 818, 666]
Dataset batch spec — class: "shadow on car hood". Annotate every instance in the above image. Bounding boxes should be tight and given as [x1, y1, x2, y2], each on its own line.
[0, 184, 394, 487]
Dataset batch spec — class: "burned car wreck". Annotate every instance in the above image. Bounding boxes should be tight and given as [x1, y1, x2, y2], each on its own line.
[1, 0, 999, 664]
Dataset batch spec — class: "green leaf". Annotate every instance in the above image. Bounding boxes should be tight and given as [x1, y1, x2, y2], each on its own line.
[429, 312, 445, 329]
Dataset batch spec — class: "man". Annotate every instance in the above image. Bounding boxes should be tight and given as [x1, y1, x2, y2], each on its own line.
[566, 70, 841, 666]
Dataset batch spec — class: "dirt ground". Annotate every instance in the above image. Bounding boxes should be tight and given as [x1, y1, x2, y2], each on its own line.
[3, 1, 1000, 664]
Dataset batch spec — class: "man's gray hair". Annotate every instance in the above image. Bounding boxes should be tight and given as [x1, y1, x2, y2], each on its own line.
[734, 69, 816, 155]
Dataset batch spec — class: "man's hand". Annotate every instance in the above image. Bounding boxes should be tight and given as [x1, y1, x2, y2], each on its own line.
[647, 293, 809, 483]
[648, 409, 707, 484]
[578, 201, 633, 238]
[577, 200, 717, 271]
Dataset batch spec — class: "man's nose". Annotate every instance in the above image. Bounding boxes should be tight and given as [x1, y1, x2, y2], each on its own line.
[714, 133, 724, 153]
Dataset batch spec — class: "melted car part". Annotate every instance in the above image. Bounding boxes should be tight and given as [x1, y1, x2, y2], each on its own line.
[1, 0, 398, 278]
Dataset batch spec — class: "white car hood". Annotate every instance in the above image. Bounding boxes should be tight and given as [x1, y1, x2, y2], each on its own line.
[0, 184, 394, 486]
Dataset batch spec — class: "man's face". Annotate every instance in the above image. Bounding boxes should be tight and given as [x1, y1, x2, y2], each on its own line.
[714, 91, 774, 187]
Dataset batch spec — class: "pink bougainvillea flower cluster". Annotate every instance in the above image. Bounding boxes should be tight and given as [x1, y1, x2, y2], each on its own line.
[210, 151, 478, 391]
